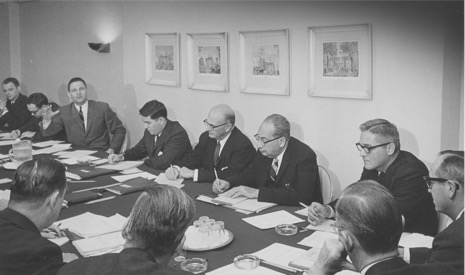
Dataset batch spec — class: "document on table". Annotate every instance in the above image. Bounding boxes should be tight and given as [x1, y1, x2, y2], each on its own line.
[55, 150, 97, 159]
[155, 173, 184, 188]
[55, 212, 127, 238]
[72, 231, 125, 257]
[305, 218, 334, 233]
[288, 247, 320, 270]
[0, 189, 11, 200]
[242, 210, 304, 230]
[0, 132, 12, 139]
[49, 237, 70, 247]
[207, 263, 284, 275]
[252, 243, 306, 271]
[60, 156, 100, 165]
[0, 178, 12, 184]
[231, 199, 276, 213]
[111, 172, 157, 182]
[212, 195, 248, 205]
[33, 143, 72, 155]
[120, 167, 143, 174]
[294, 207, 308, 217]
[97, 161, 144, 171]
[398, 233, 434, 248]
[20, 131, 35, 139]
[0, 153, 9, 160]
[298, 230, 338, 248]
[32, 140, 65, 147]
[0, 140, 17, 146]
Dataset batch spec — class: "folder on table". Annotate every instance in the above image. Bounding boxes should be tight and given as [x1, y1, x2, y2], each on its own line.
[66, 165, 116, 180]
[64, 190, 102, 205]
[105, 177, 156, 195]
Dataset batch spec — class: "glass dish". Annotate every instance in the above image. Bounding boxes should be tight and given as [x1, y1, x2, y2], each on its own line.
[234, 254, 260, 269]
[180, 258, 208, 274]
[275, 224, 298, 236]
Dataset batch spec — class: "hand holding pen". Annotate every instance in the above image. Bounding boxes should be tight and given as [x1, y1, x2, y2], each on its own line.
[212, 168, 230, 194]
[108, 153, 124, 164]
[165, 164, 180, 180]
[41, 223, 66, 239]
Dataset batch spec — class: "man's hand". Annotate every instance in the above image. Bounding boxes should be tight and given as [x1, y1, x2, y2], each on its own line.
[10, 130, 20, 139]
[308, 202, 332, 225]
[42, 105, 59, 123]
[41, 224, 66, 239]
[62, 253, 79, 263]
[308, 239, 357, 275]
[179, 167, 194, 179]
[212, 179, 230, 194]
[165, 166, 180, 180]
[108, 153, 123, 164]
[221, 186, 259, 199]
[106, 148, 115, 155]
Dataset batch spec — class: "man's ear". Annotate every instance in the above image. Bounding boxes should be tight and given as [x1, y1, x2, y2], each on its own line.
[340, 230, 355, 253]
[386, 143, 396, 155]
[446, 180, 460, 199]
[47, 190, 60, 210]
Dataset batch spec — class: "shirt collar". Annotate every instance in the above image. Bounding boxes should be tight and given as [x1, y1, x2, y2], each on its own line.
[74, 100, 88, 112]
[457, 209, 464, 220]
[218, 131, 232, 147]
[361, 256, 397, 275]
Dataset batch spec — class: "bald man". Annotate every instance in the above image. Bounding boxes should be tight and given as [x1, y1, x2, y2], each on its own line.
[166, 104, 255, 183]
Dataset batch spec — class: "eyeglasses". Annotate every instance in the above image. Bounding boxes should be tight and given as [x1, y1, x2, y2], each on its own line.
[30, 109, 40, 115]
[254, 134, 281, 146]
[330, 223, 345, 234]
[422, 176, 461, 190]
[203, 119, 229, 130]
[355, 142, 392, 154]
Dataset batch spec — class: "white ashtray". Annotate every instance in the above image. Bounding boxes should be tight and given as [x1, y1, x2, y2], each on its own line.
[275, 224, 298, 236]
[234, 254, 260, 269]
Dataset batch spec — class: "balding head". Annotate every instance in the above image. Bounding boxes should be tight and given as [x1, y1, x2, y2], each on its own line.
[208, 104, 235, 126]
[205, 104, 235, 140]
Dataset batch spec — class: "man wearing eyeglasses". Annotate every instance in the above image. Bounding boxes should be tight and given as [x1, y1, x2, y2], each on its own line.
[213, 114, 322, 206]
[398, 152, 463, 273]
[308, 118, 437, 236]
[165, 104, 255, 183]
[108, 100, 192, 170]
[0, 77, 32, 131]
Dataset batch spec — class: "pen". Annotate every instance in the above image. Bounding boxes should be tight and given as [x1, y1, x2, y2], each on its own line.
[69, 180, 96, 183]
[170, 164, 178, 179]
[214, 168, 219, 180]
[260, 258, 298, 273]
[73, 183, 123, 193]
[84, 196, 116, 205]
[299, 202, 309, 208]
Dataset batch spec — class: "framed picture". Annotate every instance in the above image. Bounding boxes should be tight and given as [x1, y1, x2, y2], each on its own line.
[308, 24, 372, 99]
[145, 33, 180, 87]
[186, 32, 228, 92]
[239, 29, 290, 96]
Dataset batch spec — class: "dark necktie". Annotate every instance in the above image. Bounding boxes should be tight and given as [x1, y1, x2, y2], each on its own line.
[213, 141, 221, 166]
[269, 158, 279, 181]
[153, 135, 158, 147]
[79, 106, 85, 128]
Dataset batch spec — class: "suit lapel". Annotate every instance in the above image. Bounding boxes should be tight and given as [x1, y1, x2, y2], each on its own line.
[275, 144, 290, 184]
[216, 128, 236, 165]
[86, 101, 94, 133]
[154, 120, 171, 152]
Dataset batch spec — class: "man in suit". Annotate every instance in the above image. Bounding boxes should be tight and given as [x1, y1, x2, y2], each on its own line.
[165, 104, 255, 183]
[58, 185, 195, 275]
[308, 119, 438, 236]
[0, 158, 77, 274]
[213, 114, 322, 206]
[108, 100, 192, 170]
[308, 180, 460, 275]
[10, 93, 66, 142]
[41, 77, 126, 153]
[399, 152, 463, 273]
[0, 77, 32, 130]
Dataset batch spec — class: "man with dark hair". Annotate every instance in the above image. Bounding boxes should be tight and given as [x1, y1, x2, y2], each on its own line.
[41, 77, 126, 153]
[165, 104, 255, 183]
[0, 77, 32, 130]
[10, 93, 66, 142]
[308, 118, 437, 236]
[108, 100, 191, 170]
[399, 152, 464, 273]
[213, 114, 322, 206]
[308, 180, 459, 275]
[0, 158, 77, 274]
[58, 185, 195, 274]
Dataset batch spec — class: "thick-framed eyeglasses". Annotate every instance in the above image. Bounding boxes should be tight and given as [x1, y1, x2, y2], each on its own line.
[203, 119, 229, 129]
[355, 142, 392, 154]
[30, 108, 40, 115]
[254, 134, 281, 146]
[330, 223, 345, 235]
[423, 176, 460, 190]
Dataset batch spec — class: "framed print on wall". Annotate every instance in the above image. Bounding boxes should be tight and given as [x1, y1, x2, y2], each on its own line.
[239, 29, 290, 96]
[145, 33, 180, 87]
[186, 32, 228, 92]
[308, 23, 372, 99]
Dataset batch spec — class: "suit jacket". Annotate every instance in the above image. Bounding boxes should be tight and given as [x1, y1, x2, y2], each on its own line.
[228, 137, 322, 206]
[0, 93, 32, 130]
[176, 127, 255, 182]
[123, 120, 192, 170]
[17, 102, 67, 142]
[366, 256, 460, 275]
[410, 213, 463, 273]
[41, 100, 126, 152]
[0, 208, 64, 275]
[57, 248, 190, 275]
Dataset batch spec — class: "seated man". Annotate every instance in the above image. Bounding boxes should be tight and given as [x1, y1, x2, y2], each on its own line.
[0, 77, 32, 130]
[213, 114, 322, 206]
[165, 104, 255, 182]
[308, 119, 437, 236]
[108, 100, 192, 170]
[10, 93, 66, 142]
[0, 158, 77, 274]
[399, 152, 463, 273]
[58, 185, 195, 274]
[309, 180, 460, 275]
[41, 77, 126, 153]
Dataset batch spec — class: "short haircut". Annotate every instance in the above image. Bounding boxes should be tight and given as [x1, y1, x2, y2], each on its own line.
[336, 180, 403, 255]
[139, 100, 167, 120]
[439, 150, 464, 158]
[2, 77, 20, 87]
[224, 111, 235, 125]
[68, 77, 87, 91]
[10, 158, 67, 203]
[434, 153, 464, 186]
[359, 119, 400, 152]
[27, 93, 49, 108]
[123, 185, 195, 257]
[264, 114, 291, 140]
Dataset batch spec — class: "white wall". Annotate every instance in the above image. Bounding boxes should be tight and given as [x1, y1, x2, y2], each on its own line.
[0, 3, 11, 93]
[9, 1, 464, 195]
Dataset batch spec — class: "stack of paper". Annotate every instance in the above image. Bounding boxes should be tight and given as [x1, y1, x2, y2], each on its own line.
[288, 247, 320, 270]
[0, 139, 17, 146]
[155, 173, 184, 188]
[56, 212, 127, 238]
[298, 231, 338, 248]
[72, 231, 125, 257]
[242, 210, 304, 229]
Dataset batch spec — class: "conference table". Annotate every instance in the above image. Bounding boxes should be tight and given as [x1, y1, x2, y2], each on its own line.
[0, 140, 317, 275]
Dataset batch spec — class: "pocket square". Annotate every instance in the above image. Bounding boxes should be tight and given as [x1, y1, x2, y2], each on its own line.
[158, 151, 163, 156]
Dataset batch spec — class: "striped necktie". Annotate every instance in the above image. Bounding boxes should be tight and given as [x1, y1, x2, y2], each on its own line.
[213, 141, 221, 166]
[79, 106, 85, 129]
[269, 158, 279, 181]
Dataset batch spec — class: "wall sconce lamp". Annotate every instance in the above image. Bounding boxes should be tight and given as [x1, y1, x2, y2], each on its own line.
[88, 43, 110, 53]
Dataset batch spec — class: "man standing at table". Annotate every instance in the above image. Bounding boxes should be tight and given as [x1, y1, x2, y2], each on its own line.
[308, 118, 437, 236]
[0, 77, 32, 131]
[213, 114, 322, 206]
[10, 93, 66, 142]
[41, 77, 126, 153]
[165, 104, 255, 183]
[108, 100, 192, 170]
[399, 152, 463, 273]
[0, 158, 77, 274]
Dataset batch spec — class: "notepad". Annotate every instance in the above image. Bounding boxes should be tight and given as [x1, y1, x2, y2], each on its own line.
[56, 212, 127, 238]
[72, 231, 125, 257]
[64, 190, 102, 205]
[298, 231, 338, 248]
[252, 243, 306, 271]
[155, 173, 184, 188]
[288, 247, 320, 270]
[305, 218, 334, 233]
[66, 166, 116, 180]
[212, 195, 248, 205]
[242, 210, 304, 229]
[105, 177, 156, 195]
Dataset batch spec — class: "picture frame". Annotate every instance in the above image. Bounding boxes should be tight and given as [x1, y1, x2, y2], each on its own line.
[308, 24, 372, 99]
[145, 33, 180, 87]
[186, 32, 228, 92]
[239, 29, 290, 96]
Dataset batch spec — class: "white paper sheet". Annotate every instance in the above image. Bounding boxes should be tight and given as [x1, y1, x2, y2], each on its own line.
[155, 173, 184, 188]
[252, 243, 306, 270]
[32, 140, 66, 147]
[72, 231, 125, 257]
[305, 218, 334, 233]
[55, 212, 127, 238]
[55, 150, 97, 159]
[297, 231, 338, 248]
[207, 263, 284, 275]
[33, 143, 71, 155]
[231, 199, 276, 213]
[242, 210, 304, 230]
[0, 178, 12, 184]
[111, 172, 157, 182]
[0, 140, 17, 146]
[60, 156, 100, 165]
[96, 161, 144, 171]
[398, 233, 434, 248]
